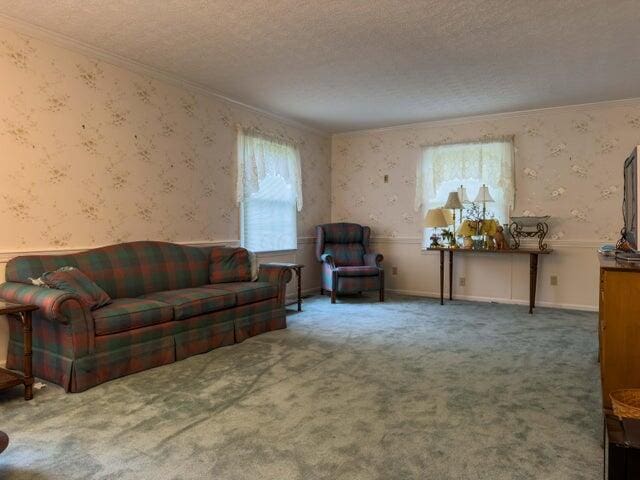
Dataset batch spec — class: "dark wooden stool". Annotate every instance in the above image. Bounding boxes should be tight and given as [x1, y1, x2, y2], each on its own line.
[605, 413, 640, 479]
[0, 431, 8, 454]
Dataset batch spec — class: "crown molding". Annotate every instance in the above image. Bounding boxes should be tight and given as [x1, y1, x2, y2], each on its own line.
[0, 13, 327, 137]
[334, 97, 640, 137]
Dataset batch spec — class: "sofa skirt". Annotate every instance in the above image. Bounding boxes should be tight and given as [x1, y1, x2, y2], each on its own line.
[6, 304, 287, 393]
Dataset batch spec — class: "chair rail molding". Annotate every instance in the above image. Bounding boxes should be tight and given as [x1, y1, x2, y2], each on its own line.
[369, 236, 602, 249]
[0, 236, 320, 264]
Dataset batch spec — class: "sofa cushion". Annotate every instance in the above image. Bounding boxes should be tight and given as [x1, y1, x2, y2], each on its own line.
[37, 266, 112, 310]
[5, 241, 213, 299]
[335, 266, 380, 277]
[209, 247, 252, 284]
[141, 287, 236, 321]
[201, 282, 278, 306]
[93, 298, 174, 336]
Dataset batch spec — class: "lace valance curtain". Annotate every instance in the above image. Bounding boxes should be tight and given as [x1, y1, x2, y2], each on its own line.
[236, 127, 303, 211]
[414, 139, 515, 213]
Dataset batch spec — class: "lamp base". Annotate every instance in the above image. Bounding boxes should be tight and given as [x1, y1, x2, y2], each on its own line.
[429, 233, 441, 248]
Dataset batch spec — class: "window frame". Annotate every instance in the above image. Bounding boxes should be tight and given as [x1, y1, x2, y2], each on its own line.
[238, 134, 300, 254]
[417, 139, 515, 247]
[239, 182, 298, 254]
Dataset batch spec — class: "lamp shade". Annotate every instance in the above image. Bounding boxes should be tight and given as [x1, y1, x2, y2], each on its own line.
[474, 184, 494, 203]
[444, 191, 463, 210]
[424, 208, 449, 228]
[457, 185, 471, 204]
[442, 208, 454, 225]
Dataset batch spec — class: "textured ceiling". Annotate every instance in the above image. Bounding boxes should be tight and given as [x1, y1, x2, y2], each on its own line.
[1, 0, 640, 132]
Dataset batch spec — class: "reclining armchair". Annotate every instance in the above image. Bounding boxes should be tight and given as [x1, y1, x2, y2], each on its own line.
[315, 223, 384, 303]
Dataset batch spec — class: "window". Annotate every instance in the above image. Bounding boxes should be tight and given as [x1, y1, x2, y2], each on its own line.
[415, 139, 515, 244]
[237, 128, 302, 252]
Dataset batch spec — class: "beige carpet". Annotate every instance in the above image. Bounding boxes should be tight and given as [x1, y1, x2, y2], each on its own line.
[0, 295, 601, 479]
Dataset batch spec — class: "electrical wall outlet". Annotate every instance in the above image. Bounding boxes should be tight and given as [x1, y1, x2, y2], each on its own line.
[550, 275, 558, 286]
[391, 266, 398, 275]
[459, 277, 466, 287]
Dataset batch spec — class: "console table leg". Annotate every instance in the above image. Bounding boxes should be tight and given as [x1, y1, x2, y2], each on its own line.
[22, 311, 33, 400]
[439, 250, 444, 305]
[529, 253, 539, 315]
[296, 267, 302, 312]
[449, 250, 453, 301]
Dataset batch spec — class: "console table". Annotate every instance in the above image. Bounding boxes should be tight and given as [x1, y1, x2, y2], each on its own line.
[426, 247, 553, 314]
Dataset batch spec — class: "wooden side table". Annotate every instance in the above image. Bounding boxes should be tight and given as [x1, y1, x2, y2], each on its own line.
[0, 302, 38, 400]
[263, 263, 304, 311]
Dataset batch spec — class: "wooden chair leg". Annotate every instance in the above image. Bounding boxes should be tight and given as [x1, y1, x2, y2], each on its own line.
[320, 287, 324, 295]
[379, 271, 385, 302]
[331, 270, 338, 304]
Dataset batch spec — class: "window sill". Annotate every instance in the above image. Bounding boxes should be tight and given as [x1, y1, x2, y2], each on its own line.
[254, 248, 298, 257]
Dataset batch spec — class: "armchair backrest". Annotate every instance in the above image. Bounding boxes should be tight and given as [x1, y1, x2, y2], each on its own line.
[315, 223, 371, 266]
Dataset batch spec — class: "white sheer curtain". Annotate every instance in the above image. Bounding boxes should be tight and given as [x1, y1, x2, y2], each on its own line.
[414, 139, 515, 224]
[236, 127, 303, 211]
[237, 127, 302, 252]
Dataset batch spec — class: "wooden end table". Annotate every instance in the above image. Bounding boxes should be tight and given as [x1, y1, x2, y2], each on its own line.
[264, 263, 304, 311]
[0, 302, 38, 400]
[426, 247, 553, 314]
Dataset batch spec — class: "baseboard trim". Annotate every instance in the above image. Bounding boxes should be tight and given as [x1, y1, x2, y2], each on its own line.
[386, 288, 598, 312]
[285, 286, 321, 302]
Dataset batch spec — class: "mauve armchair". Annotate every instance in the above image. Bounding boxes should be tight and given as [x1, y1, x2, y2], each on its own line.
[315, 223, 384, 303]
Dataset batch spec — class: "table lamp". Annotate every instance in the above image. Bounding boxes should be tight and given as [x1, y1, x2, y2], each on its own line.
[474, 184, 494, 221]
[457, 185, 471, 204]
[457, 184, 471, 227]
[424, 208, 449, 247]
[444, 191, 463, 237]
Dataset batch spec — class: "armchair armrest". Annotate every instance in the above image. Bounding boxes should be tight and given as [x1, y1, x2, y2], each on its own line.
[320, 253, 336, 269]
[258, 264, 293, 306]
[364, 253, 384, 268]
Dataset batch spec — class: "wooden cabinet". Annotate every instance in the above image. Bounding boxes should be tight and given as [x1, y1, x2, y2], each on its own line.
[599, 256, 640, 410]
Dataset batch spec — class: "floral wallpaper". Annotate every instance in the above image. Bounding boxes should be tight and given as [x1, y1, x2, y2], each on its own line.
[332, 101, 640, 242]
[0, 26, 331, 251]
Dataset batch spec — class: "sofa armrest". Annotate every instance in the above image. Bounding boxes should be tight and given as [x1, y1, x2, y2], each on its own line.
[0, 282, 85, 323]
[258, 265, 293, 306]
[320, 253, 336, 269]
[0, 282, 95, 357]
[364, 253, 384, 268]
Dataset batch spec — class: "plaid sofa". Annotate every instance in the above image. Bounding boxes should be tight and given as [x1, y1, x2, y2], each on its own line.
[315, 223, 384, 303]
[0, 241, 291, 392]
